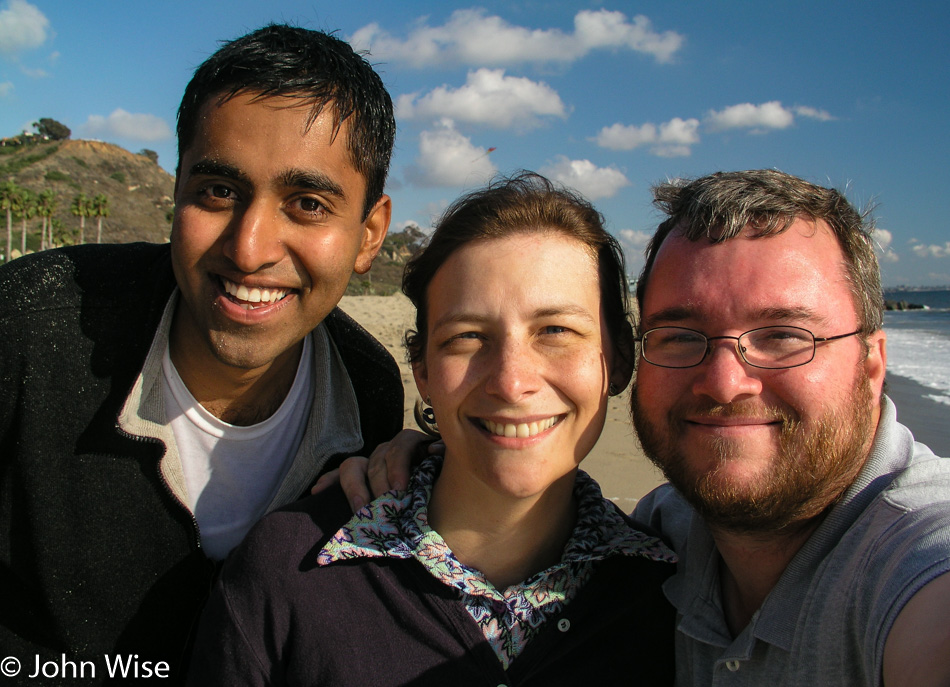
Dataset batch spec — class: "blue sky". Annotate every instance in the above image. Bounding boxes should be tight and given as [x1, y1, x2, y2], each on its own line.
[2, 0, 948, 287]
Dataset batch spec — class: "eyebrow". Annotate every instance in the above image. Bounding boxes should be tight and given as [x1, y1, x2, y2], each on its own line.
[643, 305, 830, 328]
[431, 304, 597, 331]
[187, 160, 346, 199]
[277, 169, 346, 199]
[188, 160, 249, 184]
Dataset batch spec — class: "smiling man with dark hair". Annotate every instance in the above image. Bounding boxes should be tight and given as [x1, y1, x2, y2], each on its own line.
[0, 24, 402, 682]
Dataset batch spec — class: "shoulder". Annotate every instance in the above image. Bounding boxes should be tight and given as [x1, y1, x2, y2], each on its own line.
[225, 485, 354, 583]
[0, 243, 173, 320]
[324, 306, 399, 376]
[630, 482, 693, 550]
[323, 306, 403, 447]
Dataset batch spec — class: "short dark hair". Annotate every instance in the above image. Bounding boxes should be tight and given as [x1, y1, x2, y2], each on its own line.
[403, 171, 632, 365]
[636, 169, 884, 333]
[176, 24, 394, 219]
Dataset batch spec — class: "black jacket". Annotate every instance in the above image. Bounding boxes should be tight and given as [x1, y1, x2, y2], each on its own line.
[188, 486, 676, 686]
[0, 243, 403, 683]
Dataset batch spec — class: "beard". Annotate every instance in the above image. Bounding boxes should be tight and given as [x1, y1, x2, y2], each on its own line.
[631, 370, 875, 535]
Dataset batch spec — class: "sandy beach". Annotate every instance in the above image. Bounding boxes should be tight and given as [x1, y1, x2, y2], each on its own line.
[340, 293, 949, 510]
[340, 293, 669, 510]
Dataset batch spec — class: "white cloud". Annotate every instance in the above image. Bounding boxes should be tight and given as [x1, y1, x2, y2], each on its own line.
[19, 64, 47, 78]
[80, 109, 172, 142]
[573, 10, 684, 63]
[911, 240, 950, 258]
[618, 228, 653, 271]
[397, 69, 566, 130]
[594, 122, 657, 151]
[351, 9, 682, 67]
[705, 101, 795, 132]
[404, 119, 498, 188]
[619, 229, 652, 250]
[0, 0, 49, 56]
[794, 105, 835, 121]
[0, 81, 12, 97]
[872, 228, 899, 263]
[539, 155, 629, 200]
[594, 117, 699, 157]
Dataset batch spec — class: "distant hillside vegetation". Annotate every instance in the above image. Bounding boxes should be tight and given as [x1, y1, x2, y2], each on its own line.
[346, 223, 427, 295]
[1, 138, 174, 246]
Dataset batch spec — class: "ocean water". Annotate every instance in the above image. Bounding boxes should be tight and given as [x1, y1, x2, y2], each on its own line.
[883, 289, 950, 406]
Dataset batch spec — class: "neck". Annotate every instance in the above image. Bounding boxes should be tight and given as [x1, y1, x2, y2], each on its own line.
[428, 466, 578, 590]
[170, 334, 303, 427]
[711, 518, 821, 636]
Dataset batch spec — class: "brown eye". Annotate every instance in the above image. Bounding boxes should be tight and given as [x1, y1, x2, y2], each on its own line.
[297, 197, 327, 215]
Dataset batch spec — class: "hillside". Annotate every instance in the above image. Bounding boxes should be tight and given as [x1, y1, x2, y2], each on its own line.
[1, 138, 175, 246]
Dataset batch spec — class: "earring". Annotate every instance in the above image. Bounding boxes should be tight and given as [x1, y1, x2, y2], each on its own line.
[414, 397, 440, 437]
[608, 383, 619, 396]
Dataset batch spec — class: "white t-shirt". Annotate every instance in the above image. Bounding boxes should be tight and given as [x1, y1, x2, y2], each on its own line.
[162, 335, 314, 560]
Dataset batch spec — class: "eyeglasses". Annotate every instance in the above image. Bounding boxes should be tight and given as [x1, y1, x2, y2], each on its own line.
[635, 326, 862, 370]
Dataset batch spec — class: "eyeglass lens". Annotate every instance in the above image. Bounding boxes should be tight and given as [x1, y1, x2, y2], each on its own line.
[642, 326, 816, 369]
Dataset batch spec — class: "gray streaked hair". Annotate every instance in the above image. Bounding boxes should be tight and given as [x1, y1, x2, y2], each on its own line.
[635, 169, 884, 333]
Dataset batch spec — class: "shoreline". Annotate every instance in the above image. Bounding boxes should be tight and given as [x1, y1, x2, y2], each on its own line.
[884, 372, 950, 456]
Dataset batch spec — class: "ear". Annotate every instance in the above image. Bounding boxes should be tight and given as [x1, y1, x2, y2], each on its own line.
[608, 320, 635, 395]
[864, 329, 887, 398]
[353, 194, 392, 275]
[411, 359, 429, 403]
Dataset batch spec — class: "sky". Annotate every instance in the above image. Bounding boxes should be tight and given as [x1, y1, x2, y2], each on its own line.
[1, 0, 948, 287]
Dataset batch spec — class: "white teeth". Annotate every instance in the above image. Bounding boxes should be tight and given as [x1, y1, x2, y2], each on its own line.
[222, 278, 288, 306]
[482, 416, 558, 438]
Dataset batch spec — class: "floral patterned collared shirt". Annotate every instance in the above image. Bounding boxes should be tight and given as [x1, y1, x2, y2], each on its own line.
[319, 456, 675, 670]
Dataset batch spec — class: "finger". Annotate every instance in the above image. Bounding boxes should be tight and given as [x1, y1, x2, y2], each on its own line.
[368, 429, 430, 496]
[311, 468, 340, 495]
[427, 440, 446, 455]
[338, 456, 371, 513]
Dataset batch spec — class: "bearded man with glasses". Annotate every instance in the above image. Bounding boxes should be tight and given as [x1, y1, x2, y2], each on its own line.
[631, 169, 950, 686]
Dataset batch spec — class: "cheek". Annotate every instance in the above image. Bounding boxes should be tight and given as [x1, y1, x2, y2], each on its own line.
[636, 364, 673, 395]
[560, 349, 611, 403]
[172, 212, 218, 261]
[424, 358, 472, 403]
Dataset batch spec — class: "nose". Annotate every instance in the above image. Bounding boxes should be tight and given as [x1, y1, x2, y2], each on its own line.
[222, 201, 285, 273]
[483, 338, 542, 403]
[690, 339, 763, 404]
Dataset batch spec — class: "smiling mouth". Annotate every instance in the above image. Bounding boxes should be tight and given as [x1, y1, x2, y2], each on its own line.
[220, 277, 290, 310]
[481, 416, 560, 438]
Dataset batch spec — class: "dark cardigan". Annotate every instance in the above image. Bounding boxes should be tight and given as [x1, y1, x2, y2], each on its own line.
[187, 486, 676, 686]
[0, 243, 403, 683]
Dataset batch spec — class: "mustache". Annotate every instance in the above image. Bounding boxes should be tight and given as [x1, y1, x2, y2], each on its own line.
[672, 399, 798, 425]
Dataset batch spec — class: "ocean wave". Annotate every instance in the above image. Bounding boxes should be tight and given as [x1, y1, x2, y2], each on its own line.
[885, 328, 950, 405]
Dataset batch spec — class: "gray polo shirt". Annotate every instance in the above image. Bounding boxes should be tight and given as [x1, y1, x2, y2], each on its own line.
[634, 396, 950, 686]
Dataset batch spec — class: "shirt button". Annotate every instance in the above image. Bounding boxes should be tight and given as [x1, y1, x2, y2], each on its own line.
[557, 618, 571, 632]
[725, 660, 740, 672]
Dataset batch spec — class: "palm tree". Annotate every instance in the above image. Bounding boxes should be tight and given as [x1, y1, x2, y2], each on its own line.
[36, 189, 57, 250]
[90, 193, 110, 244]
[0, 181, 20, 263]
[71, 192, 91, 245]
[14, 189, 37, 256]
